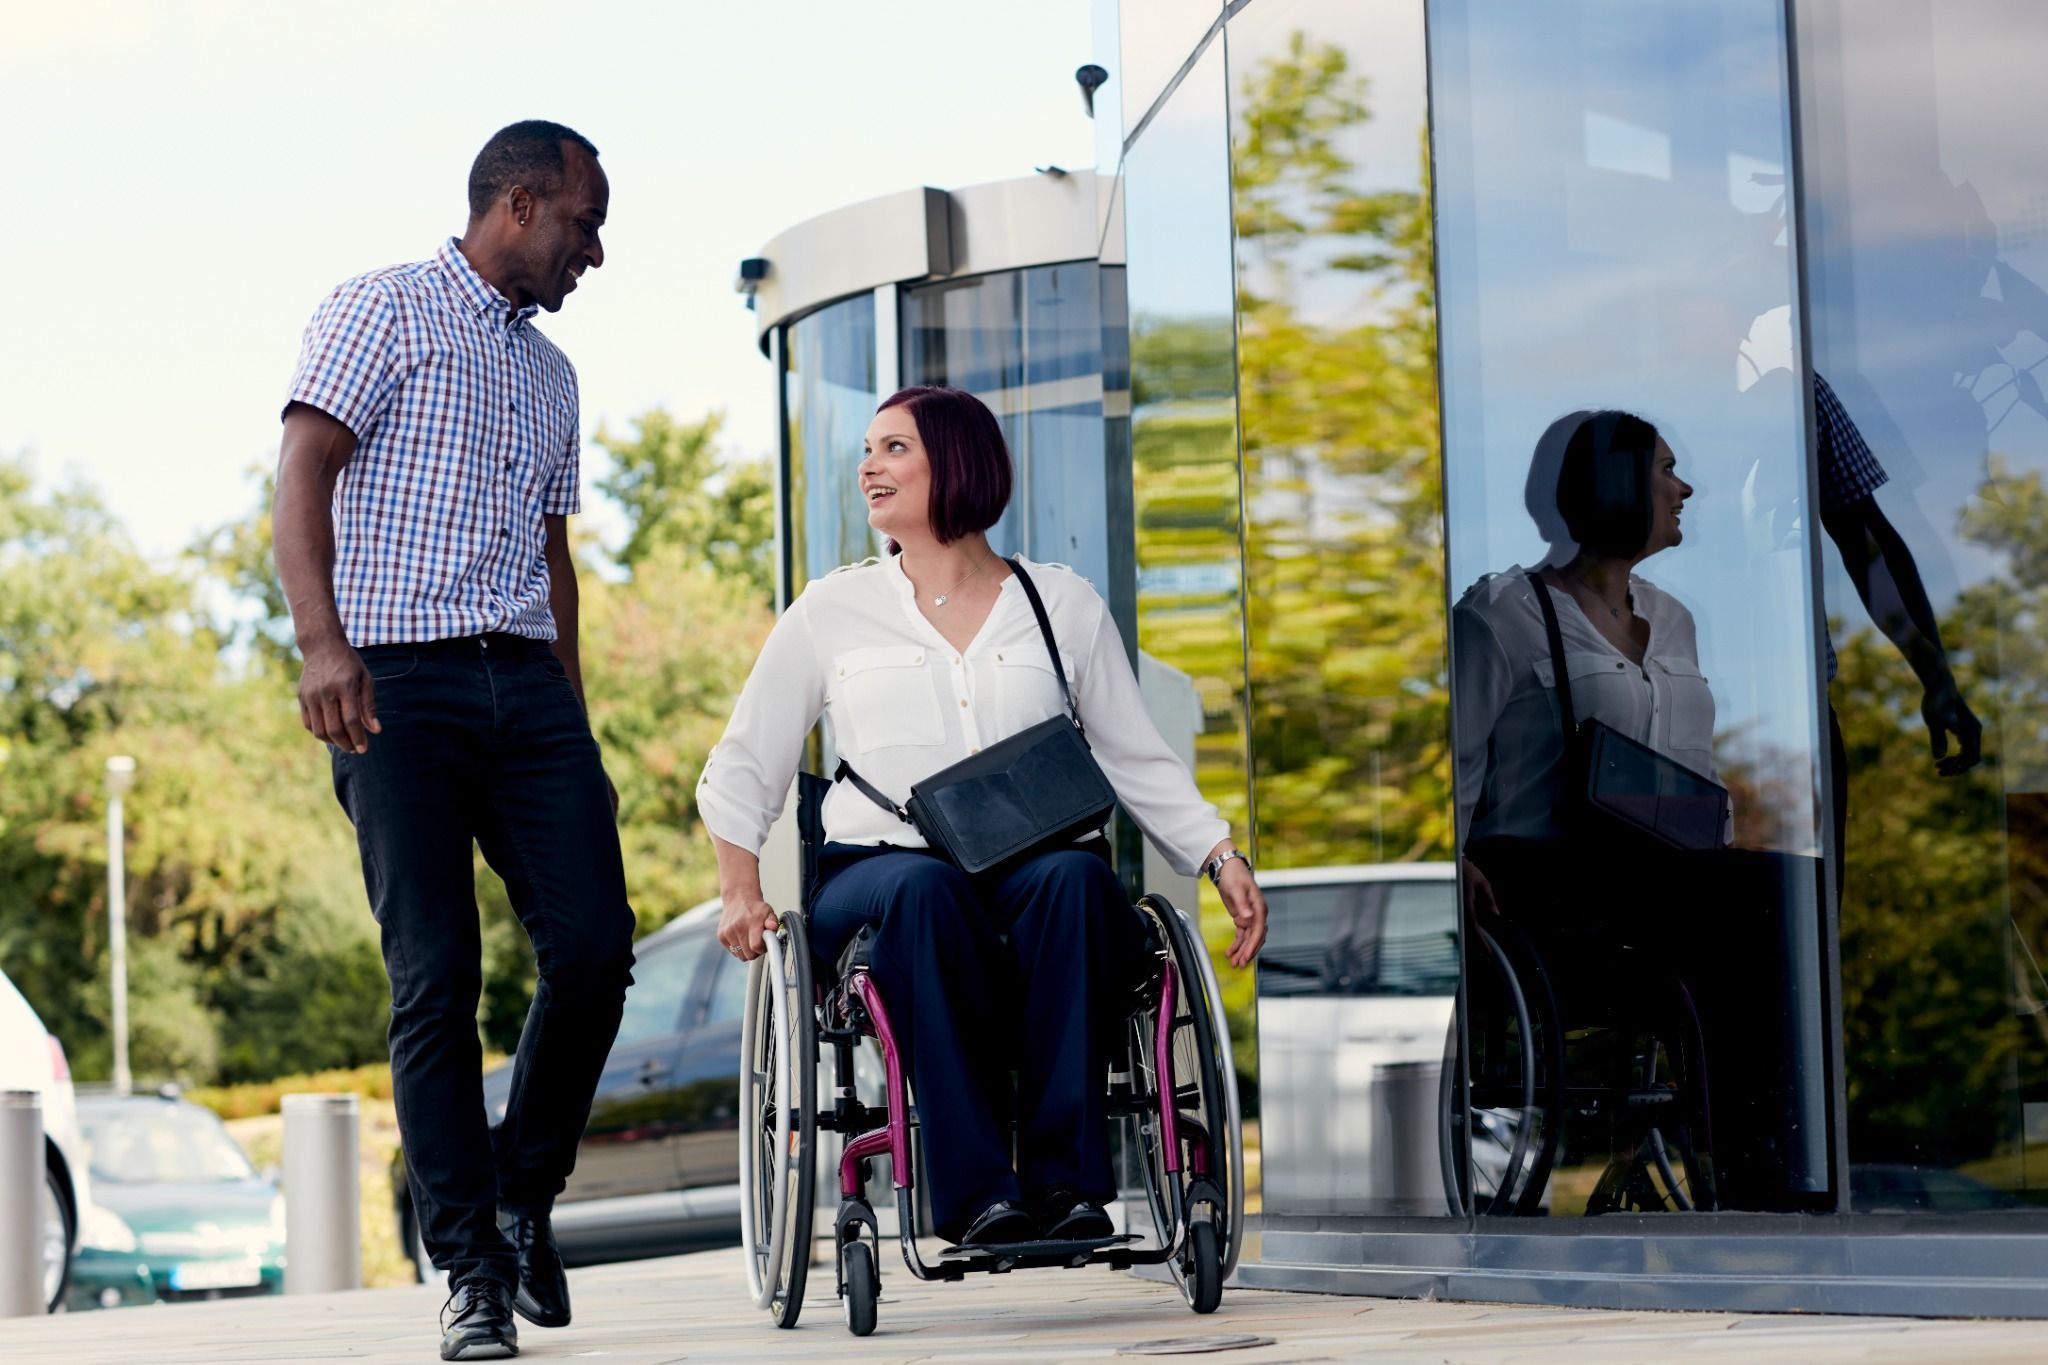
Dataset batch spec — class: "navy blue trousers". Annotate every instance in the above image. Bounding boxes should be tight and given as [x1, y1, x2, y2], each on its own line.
[331, 634, 636, 1290]
[809, 842, 1143, 1241]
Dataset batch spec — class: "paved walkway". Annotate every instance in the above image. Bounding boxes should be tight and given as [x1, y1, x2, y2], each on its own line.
[8, 1245, 2042, 1363]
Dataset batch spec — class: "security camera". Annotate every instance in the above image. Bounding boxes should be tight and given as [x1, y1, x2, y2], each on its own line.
[1075, 64, 1109, 119]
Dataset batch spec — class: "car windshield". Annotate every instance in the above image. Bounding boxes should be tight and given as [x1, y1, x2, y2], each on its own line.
[82, 1107, 258, 1184]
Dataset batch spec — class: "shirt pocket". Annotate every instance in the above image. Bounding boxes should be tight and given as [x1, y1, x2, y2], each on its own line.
[832, 646, 944, 751]
[1532, 651, 1646, 734]
[992, 647, 1079, 733]
[1655, 655, 1717, 754]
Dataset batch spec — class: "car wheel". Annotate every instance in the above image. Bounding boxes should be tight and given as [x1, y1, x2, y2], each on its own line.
[41, 1163, 74, 1313]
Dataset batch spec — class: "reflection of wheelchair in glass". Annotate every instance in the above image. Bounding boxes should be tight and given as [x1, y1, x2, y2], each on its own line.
[738, 775, 1244, 1335]
[1441, 843, 1718, 1217]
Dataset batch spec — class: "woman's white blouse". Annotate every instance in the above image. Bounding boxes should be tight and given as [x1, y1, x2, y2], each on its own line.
[1453, 566, 1722, 846]
[696, 554, 1230, 876]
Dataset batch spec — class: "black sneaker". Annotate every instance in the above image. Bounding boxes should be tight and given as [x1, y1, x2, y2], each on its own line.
[1032, 1185, 1114, 1240]
[440, 1278, 518, 1361]
[953, 1199, 1035, 1247]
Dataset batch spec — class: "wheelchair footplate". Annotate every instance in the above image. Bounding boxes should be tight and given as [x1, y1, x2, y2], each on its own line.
[935, 1233, 1141, 1274]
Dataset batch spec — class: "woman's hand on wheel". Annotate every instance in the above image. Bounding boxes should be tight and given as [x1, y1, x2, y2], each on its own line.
[1215, 859, 1267, 968]
[718, 892, 781, 962]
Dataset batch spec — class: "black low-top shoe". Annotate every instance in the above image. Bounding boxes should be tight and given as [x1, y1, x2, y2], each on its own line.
[498, 1205, 570, 1328]
[954, 1199, 1035, 1247]
[1033, 1185, 1115, 1241]
[440, 1278, 518, 1361]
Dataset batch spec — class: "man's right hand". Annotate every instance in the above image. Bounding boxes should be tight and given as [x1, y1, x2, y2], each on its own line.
[298, 639, 381, 753]
[718, 893, 782, 963]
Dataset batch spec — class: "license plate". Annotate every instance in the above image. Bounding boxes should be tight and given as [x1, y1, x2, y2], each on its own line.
[169, 1258, 263, 1291]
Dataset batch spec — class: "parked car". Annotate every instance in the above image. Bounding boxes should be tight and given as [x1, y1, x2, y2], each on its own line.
[398, 898, 748, 1276]
[1254, 863, 1465, 1216]
[0, 966, 93, 1313]
[67, 1091, 285, 1309]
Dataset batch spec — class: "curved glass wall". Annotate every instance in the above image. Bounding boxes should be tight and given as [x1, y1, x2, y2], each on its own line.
[1122, 33, 1258, 1115]
[784, 292, 878, 595]
[1431, 0, 1831, 1218]
[1230, 0, 1454, 1219]
[1800, 0, 2048, 1217]
[902, 263, 1125, 602]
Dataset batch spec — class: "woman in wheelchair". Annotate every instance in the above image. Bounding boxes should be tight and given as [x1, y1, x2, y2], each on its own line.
[1449, 410, 1739, 1216]
[697, 384, 1267, 1251]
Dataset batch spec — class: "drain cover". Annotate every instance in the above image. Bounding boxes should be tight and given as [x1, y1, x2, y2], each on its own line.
[1119, 1336, 1276, 1356]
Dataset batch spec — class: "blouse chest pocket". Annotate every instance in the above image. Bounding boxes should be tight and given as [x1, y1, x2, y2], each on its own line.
[831, 647, 944, 751]
[1654, 655, 1717, 753]
[1532, 651, 1649, 732]
[992, 648, 1078, 731]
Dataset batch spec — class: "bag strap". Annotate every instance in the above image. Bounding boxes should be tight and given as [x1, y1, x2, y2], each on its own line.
[836, 758, 913, 825]
[1005, 558, 1083, 735]
[1526, 570, 1579, 738]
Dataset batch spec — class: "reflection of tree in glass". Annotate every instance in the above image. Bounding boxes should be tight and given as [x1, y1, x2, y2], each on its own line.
[1830, 458, 2047, 1195]
[1232, 31, 1451, 870]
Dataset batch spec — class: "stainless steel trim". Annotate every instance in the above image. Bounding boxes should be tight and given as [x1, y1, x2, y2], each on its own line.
[749, 172, 1108, 350]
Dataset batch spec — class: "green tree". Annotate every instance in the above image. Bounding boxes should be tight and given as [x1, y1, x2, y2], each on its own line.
[594, 409, 775, 603]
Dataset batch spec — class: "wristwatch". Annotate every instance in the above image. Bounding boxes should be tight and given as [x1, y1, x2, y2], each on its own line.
[1203, 848, 1252, 886]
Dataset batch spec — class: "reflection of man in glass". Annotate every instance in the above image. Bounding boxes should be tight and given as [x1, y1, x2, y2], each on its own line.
[1453, 410, 1721, 914]
[1811, 372, 1983, 870]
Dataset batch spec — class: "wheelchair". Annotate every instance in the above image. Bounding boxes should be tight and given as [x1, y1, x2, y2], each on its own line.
[738, 775, 1244, 1335]
[1440, 841, 1718, 1217]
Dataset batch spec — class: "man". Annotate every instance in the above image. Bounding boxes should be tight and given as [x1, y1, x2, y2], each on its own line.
[274, 120, 630, 1362]
[1813, 372, 1983, 873]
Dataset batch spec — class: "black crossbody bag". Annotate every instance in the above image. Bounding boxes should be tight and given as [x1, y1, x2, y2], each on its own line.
[837, 558, 1118, 875]
[1527, 571, 1728, 852]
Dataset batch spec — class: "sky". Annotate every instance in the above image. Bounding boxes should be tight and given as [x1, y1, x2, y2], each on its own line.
[0, 0, 1101, 559]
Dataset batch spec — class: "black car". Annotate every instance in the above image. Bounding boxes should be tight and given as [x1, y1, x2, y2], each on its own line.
[397, 899, 747, 1275]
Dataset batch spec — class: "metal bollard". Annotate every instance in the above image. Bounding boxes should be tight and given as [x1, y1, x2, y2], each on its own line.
[283, 1093, 361, 1294]
[0, 1091, 47, 1317]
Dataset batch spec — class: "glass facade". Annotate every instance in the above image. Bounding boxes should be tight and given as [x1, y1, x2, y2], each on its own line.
[1799, 0, 2048, 1215]
[1228, 0, 1454, 1218]
[756, 0, 2048, 1312]
[783, 292, 877, 594]
[1432, 0, 1830, 1218]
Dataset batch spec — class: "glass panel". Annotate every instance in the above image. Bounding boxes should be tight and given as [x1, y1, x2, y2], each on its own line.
[1430, 0, 1831, 1216]
[784, 293, 878, 593]
[1230, 0, 1456, 1219]
[901, 266, 1119, 597]
[1798, 0, 2048, 1215]
[1256, 874, 1457, 1215]
[1123, 34, 1257, 1181]
[1119, 0, 1225, 143]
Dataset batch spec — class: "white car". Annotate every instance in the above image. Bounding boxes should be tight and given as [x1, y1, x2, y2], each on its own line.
[1254, 863, 1461, 1216]
[0, 967, 93, 1312]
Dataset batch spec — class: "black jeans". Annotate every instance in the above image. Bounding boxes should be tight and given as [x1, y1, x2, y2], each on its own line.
[331, 633, 635, 1290]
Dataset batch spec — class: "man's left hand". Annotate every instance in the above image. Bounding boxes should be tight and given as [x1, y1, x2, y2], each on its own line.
[1922, 676, 1983, 777]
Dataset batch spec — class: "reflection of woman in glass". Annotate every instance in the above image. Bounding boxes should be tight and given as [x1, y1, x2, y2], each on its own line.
[1453, 410, 1720, 911]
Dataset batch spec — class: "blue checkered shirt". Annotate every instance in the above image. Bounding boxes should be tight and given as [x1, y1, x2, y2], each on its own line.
[1815, 372, 1889, 680]
[284, 238, 582, 647]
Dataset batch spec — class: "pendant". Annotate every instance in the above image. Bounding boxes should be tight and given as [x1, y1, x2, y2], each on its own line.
[934, 595, 948, 607]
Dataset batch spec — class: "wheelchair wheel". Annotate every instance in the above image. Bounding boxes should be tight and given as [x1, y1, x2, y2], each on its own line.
[1132, 894, 1244, 1301]
[739, 911, 816, 1327]
[1440, 915, 1564, 1217]
[840, 1238, 878, 1337]
[1185, 1218, 1222, 1314]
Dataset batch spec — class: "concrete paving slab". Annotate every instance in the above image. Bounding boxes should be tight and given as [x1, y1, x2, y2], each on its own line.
[4, 1245, 2044, 1363]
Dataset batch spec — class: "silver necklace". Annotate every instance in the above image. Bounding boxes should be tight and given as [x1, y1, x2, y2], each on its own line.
[929, 553, 993, 607]
[1567, 566, 1629, 620]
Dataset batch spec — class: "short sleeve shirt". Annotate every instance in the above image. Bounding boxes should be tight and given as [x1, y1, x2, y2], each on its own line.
[283, 239, 582, 647]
